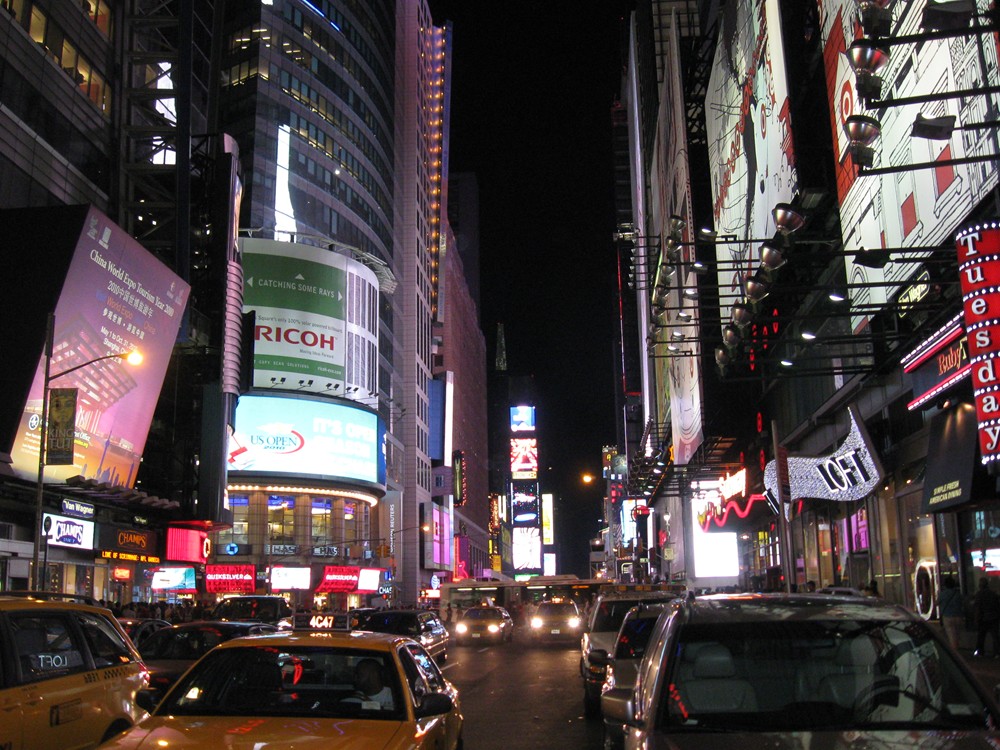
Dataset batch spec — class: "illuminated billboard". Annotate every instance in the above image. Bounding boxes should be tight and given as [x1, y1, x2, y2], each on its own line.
[510, 405, 535, 432]
[10, 206, 190, 487]
[271, 566, 311, 590]
[151, 567, 197, 592]
[229, 395, 386, 486]
[510, 438, 538, 480]
[422, 500, 453, 569]
[43, 512, 95, 551]
[511, 483, 539, 526]
[205, 564, 255, 593]
[541, 493, 554, 545]
[706, 0, 798, 336]
[690, 496, 739, 579]
[649, 17, 704, 466]
[241, 238, 379, 395]
[512, 527, 541, 571]
[820, 1, 1000, 332]
[166, 527, 210, 564]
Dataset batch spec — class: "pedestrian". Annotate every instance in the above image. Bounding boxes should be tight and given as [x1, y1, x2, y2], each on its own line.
[938, 575, 964, 652]
[974, 577, 1000, 657]
[805, 580, 816, 593]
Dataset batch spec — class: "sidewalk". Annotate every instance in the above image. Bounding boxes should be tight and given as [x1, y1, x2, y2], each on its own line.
[932, 621, 1000, 695]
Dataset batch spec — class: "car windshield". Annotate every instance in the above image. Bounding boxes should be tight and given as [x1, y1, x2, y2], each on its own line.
[592, 600, 646, 632]
[462, 608, 502, 620]
[538, 602, 576, 616]
[357, 612, 420, 635]
[614, 611, 663, 660]
[157, 645, 405, 721]
[140, 626, 229, 661]
[659, 619, 992, 732]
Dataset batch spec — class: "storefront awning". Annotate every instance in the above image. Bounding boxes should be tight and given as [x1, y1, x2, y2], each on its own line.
[922, 403, 979, 513]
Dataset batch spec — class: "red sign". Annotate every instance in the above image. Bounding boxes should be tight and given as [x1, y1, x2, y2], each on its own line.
[957, 222, 1000, 467]
[112, 567, 131, 581]
[167, 527, 211, 563]
[315, 565, 361, 594]
[205, 564, 255, 593]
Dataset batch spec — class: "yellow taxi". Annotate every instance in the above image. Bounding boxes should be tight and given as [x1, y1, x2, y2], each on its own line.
[98, 612, 464, 749]
[0, 592, 149, 750]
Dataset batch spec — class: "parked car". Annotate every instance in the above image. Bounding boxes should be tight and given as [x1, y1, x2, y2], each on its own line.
[587, 603, 667, 749]
[118, 617, 172, 648]
[0, 592, 148, 749]
[603, 592, 1000, 748]
[99, 614, 463, 750]
[355, 609, 450, 662]
[580, 587, 680, 716]
[453, 605, 515, 645]
[529, 599, 583, 645]
[138, 620, 277, 698]
[210, 595, 293, 625]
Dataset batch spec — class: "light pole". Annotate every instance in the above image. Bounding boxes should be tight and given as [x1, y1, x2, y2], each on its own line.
[32, 313, 143, 590]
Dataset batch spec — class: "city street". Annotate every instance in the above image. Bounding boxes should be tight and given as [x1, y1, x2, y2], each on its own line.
[442, 633, 603, 750]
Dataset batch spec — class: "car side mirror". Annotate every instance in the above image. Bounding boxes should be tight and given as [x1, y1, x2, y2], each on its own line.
[415, 691, 454, 717]
[602, 686, 637, 726]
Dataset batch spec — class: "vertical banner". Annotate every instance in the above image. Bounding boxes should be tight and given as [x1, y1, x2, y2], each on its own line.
[46, 388, 78, 465]
[956, 222, 1000, 468]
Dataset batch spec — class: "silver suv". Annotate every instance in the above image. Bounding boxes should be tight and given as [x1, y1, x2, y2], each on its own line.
[603, 593, 1000, 747]
[580, 588, 679, 717]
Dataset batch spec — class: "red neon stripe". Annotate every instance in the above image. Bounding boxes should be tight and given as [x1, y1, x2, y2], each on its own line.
[700, 494, 766, 531]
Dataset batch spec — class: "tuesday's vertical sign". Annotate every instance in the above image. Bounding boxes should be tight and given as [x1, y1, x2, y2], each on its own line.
[956, 222, 1000, 468]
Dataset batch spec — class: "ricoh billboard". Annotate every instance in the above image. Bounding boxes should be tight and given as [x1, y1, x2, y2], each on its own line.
[241, 238, 378, 395]
[228, 394, 386, 487]
[820, 0, 1000, 332]
[8, 205, 190, 487]
[705, 0, 798, 331]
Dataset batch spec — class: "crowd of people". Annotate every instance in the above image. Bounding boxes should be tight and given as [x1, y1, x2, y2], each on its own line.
[101, 599, 217, 623]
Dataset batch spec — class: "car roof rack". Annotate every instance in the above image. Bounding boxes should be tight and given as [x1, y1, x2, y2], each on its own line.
[2, 591, 99, 606]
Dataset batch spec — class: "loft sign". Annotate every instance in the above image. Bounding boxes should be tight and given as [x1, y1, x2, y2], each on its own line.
[764, 405, 884, 504]
[956, 222, 1000, 467]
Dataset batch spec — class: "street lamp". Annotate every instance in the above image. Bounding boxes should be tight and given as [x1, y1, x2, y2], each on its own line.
[32, 313, 143, 589]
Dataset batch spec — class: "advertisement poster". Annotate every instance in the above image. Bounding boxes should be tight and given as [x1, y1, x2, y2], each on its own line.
[10, 206, 190, 486]
[241, 238, 379, 395]
[820, 0, 1000, 332]
[705, 0, 798, 326]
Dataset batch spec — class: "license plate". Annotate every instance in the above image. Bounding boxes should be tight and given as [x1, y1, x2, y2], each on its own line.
[471, 633, 480, 638]
[551, 629, 561, 634]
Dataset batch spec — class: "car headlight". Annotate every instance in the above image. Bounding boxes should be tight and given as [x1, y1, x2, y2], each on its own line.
[455, 623, 468, 634]
[531, 616, 543, 629]
[488, 624, 500, 633]
[568, 616, 581, 628]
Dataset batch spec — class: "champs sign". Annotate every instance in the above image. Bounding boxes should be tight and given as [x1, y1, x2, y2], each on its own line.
[957, 222, 1000, 466]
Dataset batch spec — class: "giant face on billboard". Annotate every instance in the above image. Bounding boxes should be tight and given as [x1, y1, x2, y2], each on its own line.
[241, 238, 379, 396]
[10, 206, 190, 487]
[706, 0, 798, 333]
[229, 395, 386, 486]
[820, 1, 1000, 332]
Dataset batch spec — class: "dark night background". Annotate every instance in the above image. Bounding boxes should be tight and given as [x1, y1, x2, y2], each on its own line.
[427, 2, 636, 576]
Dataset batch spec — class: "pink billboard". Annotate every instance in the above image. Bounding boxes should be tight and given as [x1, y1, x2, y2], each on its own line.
[10, 206, 190, 487]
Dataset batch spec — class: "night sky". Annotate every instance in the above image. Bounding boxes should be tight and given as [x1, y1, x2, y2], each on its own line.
[427, 1, 636, 576]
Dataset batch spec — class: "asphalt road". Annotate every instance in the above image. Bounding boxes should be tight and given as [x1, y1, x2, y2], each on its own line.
[440, 632, 604, 750]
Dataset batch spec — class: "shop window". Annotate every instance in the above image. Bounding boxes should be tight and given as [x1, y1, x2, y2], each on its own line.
[268, 495, 295, 543]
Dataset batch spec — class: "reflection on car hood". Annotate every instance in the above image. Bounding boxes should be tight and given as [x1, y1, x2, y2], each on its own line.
[99, 715, 407, 749]
[647, 729, 1000, 750]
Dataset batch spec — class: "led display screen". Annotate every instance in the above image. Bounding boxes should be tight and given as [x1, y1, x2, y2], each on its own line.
[166, 527, 210, 564]
[510, 405, 536, 432]
[690, 498, 739, 578]
[512, 527, 541, 571]
[205, 564, 255, 593]
[151, 567, 197, 592]
[10, 206, 190, 486]
[511, 483, 539, 526]
[510, 438, 538, 479]
[271, 566, 311, 590]
[229, 395, 386, 485]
